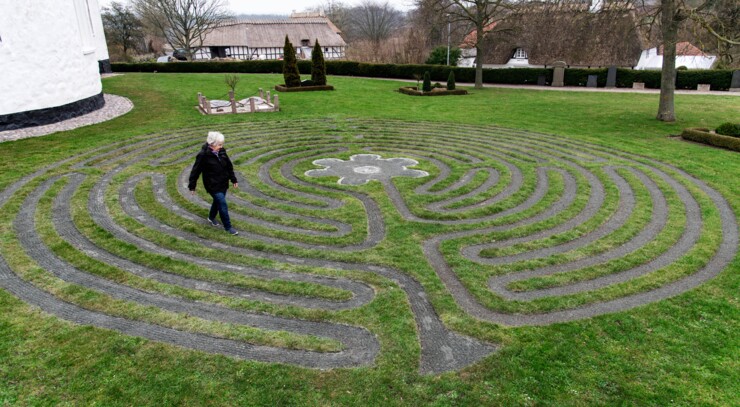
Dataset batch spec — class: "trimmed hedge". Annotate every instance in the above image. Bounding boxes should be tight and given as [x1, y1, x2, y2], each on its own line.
[399, 86, 468, 96]
[681, 128, 740, 152]
[275, 84, 334, 92]
[111, 61, 733, 90]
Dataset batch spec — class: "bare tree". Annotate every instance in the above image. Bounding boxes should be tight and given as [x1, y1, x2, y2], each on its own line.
[418, 0, 515, 89]
[102, 1, 145, 59]
[307, 0, 352, 34]
[133, 0, 232, 60]
[346, 1, 404, 52]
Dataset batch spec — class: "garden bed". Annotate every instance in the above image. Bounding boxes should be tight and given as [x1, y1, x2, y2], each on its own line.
[275, 84, 334, 92]
[681, 127, 740, 152]
[399, 86, 468, 96]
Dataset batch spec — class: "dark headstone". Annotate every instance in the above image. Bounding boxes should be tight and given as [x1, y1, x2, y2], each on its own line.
[587, 75, 598, 88]
[301, 79, 315, 86]
[730, 70, 740, 92]
[537, 75, 547, 86]
[606, 66, 617, 88]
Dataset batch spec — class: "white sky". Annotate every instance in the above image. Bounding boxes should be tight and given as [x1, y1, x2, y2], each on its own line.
[100, 0, 417, 15]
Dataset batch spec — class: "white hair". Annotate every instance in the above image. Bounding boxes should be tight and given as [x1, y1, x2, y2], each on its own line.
[206, 131, 225, 146]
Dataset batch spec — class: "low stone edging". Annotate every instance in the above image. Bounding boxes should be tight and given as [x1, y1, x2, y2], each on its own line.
[275, 84, 334, 92]
[399, 86, 468, 96]
[681, 127, 740, 152]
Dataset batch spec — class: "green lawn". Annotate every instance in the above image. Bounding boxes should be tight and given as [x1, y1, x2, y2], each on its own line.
[0, 73, 738, 406]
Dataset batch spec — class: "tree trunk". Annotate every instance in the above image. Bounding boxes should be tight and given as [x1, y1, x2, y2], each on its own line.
[474, 26, 484, 89]
[657, 0, 678, 122]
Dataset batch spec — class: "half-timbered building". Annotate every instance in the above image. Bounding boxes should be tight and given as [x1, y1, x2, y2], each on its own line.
[197, 16, 346, 61]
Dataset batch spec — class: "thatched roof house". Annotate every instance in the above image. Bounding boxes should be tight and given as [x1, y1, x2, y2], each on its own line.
[197, 17, 347, 60]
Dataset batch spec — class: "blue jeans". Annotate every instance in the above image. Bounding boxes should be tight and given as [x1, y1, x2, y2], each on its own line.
[208, 191, 232, 230]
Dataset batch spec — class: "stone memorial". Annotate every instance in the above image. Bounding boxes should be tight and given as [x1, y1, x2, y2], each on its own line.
[606, 66, 617, 88]
[537, 75, 547, 86]
[552, 61, 566, 87]
[697, 84, 711, 92]
[730, 70, 740, 92]
[633, 82, 645, 90]
[587, 75, 598, 88]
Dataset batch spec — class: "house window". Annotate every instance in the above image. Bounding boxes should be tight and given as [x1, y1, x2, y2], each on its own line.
[301, 39, 310, 47]
[513, 48, 528, 59]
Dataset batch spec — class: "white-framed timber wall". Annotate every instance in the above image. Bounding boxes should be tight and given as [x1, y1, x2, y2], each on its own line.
[0, 0, 110, 130]
[194, 45, 345, 60]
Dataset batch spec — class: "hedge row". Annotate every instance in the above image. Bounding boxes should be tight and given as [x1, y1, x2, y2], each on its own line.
[398, 86, 468, 96]
[681, 128, 740, 152]
[111, 61, 734, 90]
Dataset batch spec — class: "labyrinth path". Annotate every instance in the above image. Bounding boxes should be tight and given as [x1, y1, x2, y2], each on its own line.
[0, 119, 736, 374]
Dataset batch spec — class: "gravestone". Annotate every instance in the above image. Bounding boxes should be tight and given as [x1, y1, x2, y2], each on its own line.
[552, 61, 566, 87]
[537, 75, 547, 86]
[606, 66, 617, 88]
[587, 75, 598, 88]
[697, 84, 711, 92]
[730, 70, 740, 92]
[633, 82, 645, 90]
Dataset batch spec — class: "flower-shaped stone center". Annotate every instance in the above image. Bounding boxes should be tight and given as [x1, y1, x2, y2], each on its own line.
[305, 154, 429, 185]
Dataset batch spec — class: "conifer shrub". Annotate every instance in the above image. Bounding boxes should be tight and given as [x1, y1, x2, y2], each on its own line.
[422, 71, 431, 92]
[447, 71, 456, 90]
[282, 36, 301, 87]
[311, 40, 327, 86]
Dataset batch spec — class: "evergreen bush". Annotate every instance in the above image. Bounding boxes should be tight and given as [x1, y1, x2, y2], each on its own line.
[422, 71, 432, 92]
[716, 122, 740, 138]
[425, 46, 462, 66]
[311, 40, 327, 86]
[447, 71, 456, 90]
[282, 36, 301, 88]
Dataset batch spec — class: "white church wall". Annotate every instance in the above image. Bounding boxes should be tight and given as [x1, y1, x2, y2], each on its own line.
[0, 1, 103, 116]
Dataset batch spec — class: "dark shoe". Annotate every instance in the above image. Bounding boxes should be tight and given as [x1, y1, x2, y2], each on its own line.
[207, 217, 220, 227]
[227, 228, 239, 235]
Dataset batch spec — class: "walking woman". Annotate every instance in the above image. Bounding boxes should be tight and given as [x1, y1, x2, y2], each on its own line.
[188, 131, 240, 235]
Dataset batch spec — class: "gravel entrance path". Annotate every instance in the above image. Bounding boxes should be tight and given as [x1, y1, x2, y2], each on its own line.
[1, 119, 735, 374]
[0, 94, 133, 142]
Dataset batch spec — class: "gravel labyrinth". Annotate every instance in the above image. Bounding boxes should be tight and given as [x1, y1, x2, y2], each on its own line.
[1, 119, 736, 375]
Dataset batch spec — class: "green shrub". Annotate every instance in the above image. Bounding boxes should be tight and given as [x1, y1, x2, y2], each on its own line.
[282, 36, 301, 87]
[425, 46, 462, 66]
[676, 70, 733, 91]
[423, 71, 432, 92]
[447, 71, 456, 90]
[311, 40, 327, 86]
[716, 122, 740, 138]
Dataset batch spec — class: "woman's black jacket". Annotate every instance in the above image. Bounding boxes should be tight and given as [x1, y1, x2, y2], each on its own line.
[188, 143, 238, 194]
